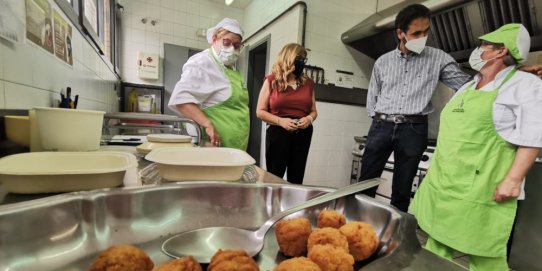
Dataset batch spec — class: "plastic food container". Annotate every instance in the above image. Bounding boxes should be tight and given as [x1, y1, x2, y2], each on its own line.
[34, 107, 105, 151]
[4, 116, 30, 147]
[0, 151, 137, 193]
[136, 134, 193, 154]
[145, 147, 256, 181]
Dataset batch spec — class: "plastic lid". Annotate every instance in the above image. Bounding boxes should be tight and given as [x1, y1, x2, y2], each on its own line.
[147, 134, 192, 143]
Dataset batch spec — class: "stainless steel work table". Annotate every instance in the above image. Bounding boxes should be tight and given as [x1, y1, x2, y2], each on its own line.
[0, 160, 466, 271]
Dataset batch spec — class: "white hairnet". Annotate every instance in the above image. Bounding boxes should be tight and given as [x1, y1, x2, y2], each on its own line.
[206, 18, 244, 44]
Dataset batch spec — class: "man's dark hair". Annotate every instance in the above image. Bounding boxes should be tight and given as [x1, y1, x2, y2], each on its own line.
[395, 4, 430, 33]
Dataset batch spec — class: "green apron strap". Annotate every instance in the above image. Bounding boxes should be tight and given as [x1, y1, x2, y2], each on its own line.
[202, 49, 250, 150]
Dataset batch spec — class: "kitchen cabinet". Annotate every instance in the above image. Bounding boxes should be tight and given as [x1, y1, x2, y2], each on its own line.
[314, 83, 367, 106]
[120, 82, 164, 114]
[509, 161, 542, 271]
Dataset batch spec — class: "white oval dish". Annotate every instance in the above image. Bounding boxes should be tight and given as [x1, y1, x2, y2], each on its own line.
[0, 151, 137, 193]
[145, 147, 255, 181]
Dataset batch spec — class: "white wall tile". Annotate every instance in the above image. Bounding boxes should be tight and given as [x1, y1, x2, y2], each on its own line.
[161, 8, 175, 23]
[161, 0, 175, 9]
[174, 1, 186, 12]
[146, 32, 161, 47]
[3, 43, 34, 85]
[4, 82, 53, 109]
[0, 42, 4, 78]
[0, 80, 5, 108]
[173, 24, 187, 37]
[186, 1, 199, 15]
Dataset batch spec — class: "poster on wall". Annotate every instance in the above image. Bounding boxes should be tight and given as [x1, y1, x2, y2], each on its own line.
[0, 0, 26, 43]
[83, 0, 98, 33]
[53, 9, 73, 65]
[25, 0, 54, 54]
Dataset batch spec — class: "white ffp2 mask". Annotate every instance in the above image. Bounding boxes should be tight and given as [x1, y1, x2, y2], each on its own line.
[218, 45, 239, 67]
[404, 35, 428, 54]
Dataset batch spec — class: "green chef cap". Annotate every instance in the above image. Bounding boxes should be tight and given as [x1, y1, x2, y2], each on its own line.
[478, 23, 530, 63]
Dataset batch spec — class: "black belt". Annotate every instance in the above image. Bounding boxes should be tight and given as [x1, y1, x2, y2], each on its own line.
[373, 112, 427, 124]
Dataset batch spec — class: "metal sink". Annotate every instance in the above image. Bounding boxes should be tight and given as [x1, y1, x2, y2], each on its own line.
[0, 182, 465, 270]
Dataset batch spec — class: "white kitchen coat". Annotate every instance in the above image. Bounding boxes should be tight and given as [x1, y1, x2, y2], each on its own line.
[451, 66, 542, 199]
[168, 47, 233, 113]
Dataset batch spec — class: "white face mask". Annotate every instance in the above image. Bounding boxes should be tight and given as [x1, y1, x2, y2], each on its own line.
[404, 35, 428, 54]
[217, 45, 239, 67]
[469, 47, 498, 71]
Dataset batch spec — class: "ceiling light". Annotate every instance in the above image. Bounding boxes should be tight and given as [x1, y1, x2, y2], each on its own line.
[225, 0, 234, 6]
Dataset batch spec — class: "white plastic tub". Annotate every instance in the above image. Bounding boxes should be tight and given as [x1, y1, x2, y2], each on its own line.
[34, 107, 105, 151]
[0, 151, 137, 193]
[145, 147, 256, 181]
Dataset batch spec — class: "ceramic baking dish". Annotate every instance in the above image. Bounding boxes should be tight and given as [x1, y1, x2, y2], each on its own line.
[145, 147, 256, 181]
[0, 151, 137, 193]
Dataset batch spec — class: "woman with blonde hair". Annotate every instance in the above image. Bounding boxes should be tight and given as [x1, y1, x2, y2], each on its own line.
[256, 43, 317, 184]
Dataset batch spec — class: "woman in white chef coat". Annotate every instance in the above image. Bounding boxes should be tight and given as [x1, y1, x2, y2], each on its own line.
[168, 18, 249, 150]
[411, 24, 542, 271]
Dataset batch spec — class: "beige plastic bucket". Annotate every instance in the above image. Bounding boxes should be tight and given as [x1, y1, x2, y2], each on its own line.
[34, 107, 105, 151]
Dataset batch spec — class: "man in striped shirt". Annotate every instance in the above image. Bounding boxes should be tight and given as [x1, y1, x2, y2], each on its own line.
[359, 4, 471, 212]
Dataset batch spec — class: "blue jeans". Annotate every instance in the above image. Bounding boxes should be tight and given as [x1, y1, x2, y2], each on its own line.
[359, 119, 428, 212]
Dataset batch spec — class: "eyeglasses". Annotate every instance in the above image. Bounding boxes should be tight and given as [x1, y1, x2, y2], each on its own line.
[221, 38, 244, 50]
[295, 56, 308, 63]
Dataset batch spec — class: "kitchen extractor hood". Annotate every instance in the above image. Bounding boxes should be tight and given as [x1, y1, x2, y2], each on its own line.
[342, 0, 542, 63]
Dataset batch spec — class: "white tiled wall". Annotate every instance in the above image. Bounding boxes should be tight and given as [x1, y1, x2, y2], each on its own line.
[0, 2, 118, 112]
[118, 0, 245, 85]
[304, 102, 373, 188]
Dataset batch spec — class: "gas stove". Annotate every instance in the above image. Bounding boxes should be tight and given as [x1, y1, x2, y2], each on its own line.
[350, 136, 436, 207]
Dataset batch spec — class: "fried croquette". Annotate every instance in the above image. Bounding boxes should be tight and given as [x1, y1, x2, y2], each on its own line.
[273, 257, 322, 271]
[339, 221, 379, 261]
[307, 244, 354, 271]
[317, 210, 346, 229]
[307, 227, 349, 253]
[207, 249, 259, 271]
[275, 217, 312, 257]
[88, 244, 154, 271]
[153, 256, 202, 271]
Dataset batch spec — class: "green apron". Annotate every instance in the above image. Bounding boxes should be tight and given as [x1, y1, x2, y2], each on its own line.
[203, 49, 249, 150]
[411, 68, 518, 257]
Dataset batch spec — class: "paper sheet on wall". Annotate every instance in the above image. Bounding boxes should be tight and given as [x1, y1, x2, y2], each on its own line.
[0, 0, 26, 43]
[53, 9, 73, 65]
[25, 0, 54, 53]
[335, 70, 354, 88]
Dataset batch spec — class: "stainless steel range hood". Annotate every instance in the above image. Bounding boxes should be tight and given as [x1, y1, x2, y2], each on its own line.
[342, 0, 542, 62]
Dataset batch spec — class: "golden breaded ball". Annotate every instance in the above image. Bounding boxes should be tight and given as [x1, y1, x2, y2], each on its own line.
[317, 210, 346, 229]
[275, 217, 312, 257]
[274, 257, 321, 271]
[153, 256, 202, 271]
[339, 221, 380, 261]
[308, 244, 354, 271]
[88, 244, 154, 271]
[307, 227, 349, 253]
[207, 249, 259, 271]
